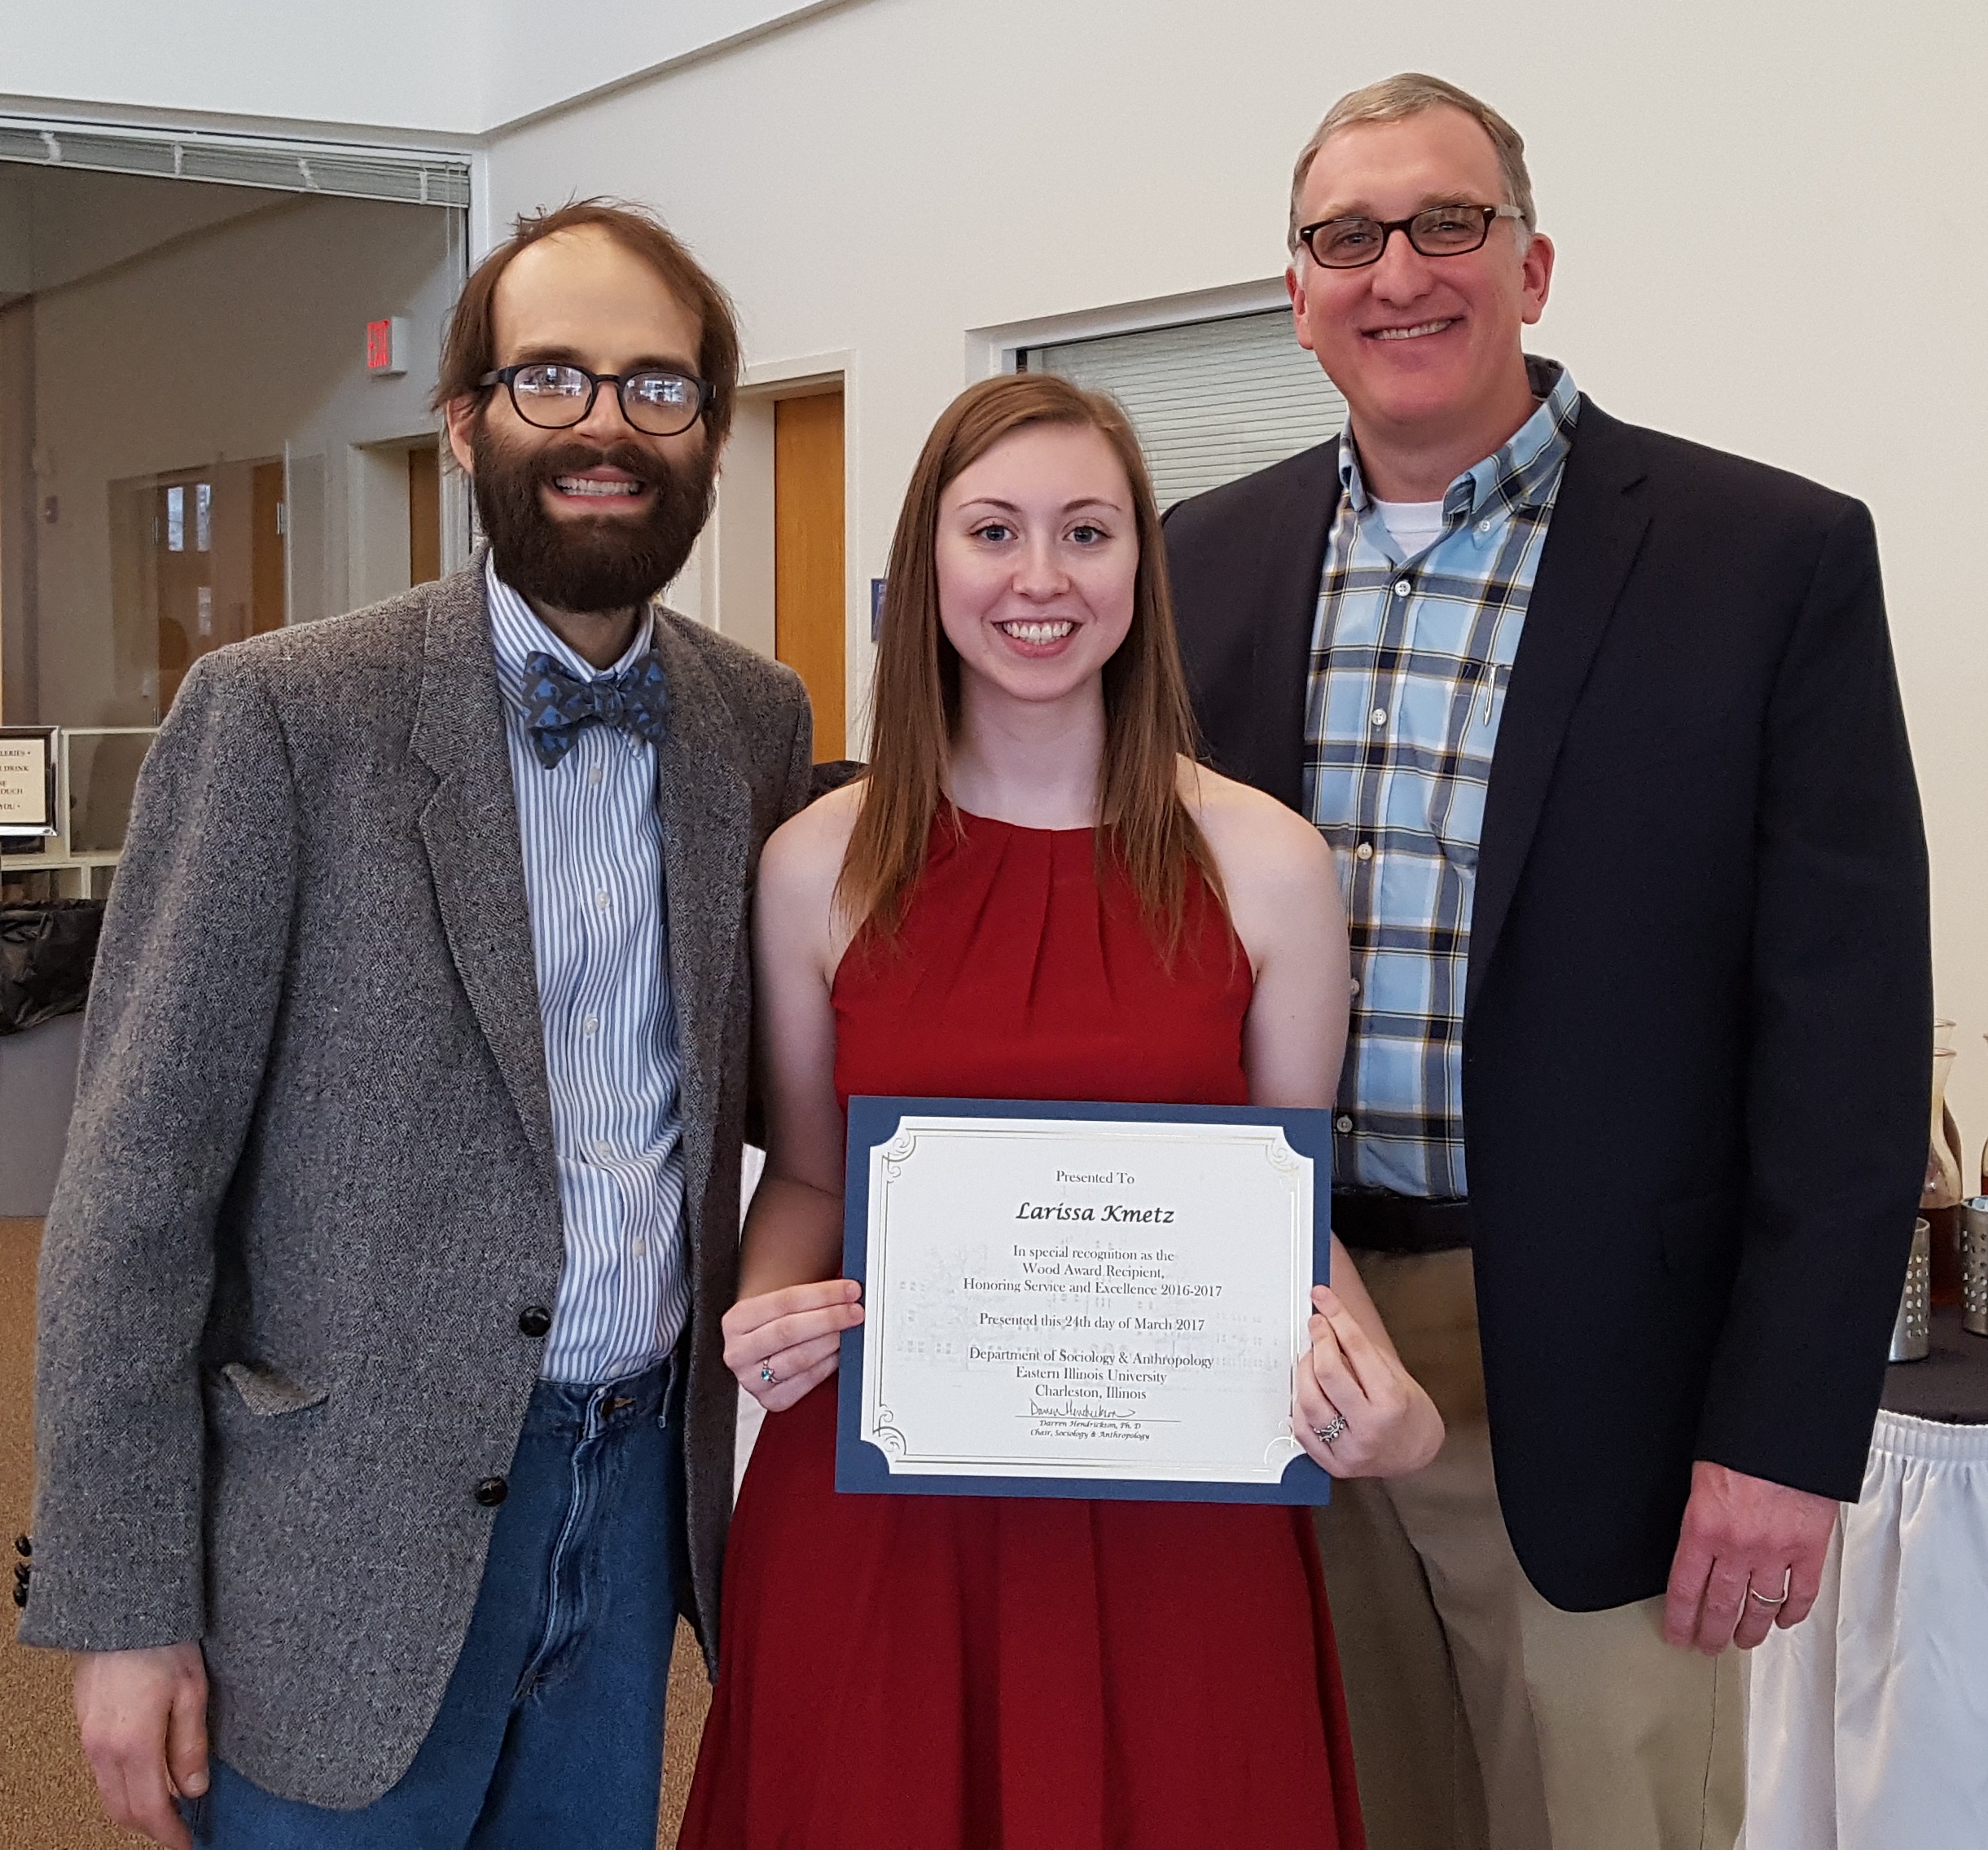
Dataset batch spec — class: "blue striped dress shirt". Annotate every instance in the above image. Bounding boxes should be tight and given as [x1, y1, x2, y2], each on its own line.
[486, 558, 689, 1384]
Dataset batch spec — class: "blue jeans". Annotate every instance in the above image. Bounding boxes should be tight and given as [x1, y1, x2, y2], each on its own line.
[188, 1359, 684, 1849]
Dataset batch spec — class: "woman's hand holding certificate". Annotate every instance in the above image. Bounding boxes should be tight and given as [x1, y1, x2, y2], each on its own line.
[691, 380, 1437, 1830]
[725, 1277, 863, 1413]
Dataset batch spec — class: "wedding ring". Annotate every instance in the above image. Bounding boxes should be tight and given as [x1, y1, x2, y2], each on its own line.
[1748, 1571, 1792, 1606]
[1311, 1413, 1349, 1447]
[759, 1362, 778, 1386]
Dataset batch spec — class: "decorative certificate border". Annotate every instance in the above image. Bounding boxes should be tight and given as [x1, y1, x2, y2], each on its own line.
[836, 1096, 1336, 1505]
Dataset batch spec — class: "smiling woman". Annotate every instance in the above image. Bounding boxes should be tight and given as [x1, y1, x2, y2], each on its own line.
[840, 372, 1220, 944]
[674, 369, 1442, 1850]
[939, 422, 1135, 670]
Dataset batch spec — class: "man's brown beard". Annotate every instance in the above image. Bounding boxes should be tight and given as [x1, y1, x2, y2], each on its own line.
[469, 419, 717, 615]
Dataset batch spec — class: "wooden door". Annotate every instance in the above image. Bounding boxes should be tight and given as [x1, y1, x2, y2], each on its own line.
[407, 442, 441, 586]
[773, 390, 845, 759]
[251, 461, 287, 634]
[143, 464, 282, 710]
[152, 477, 212, 713]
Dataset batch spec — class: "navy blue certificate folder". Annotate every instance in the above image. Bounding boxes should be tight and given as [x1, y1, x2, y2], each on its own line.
[835, 1096, 1335, 1505]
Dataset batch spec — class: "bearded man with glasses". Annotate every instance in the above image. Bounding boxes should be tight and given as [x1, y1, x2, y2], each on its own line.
[23, 202, 813, 1848]
[1165, 73, 1929, 1850]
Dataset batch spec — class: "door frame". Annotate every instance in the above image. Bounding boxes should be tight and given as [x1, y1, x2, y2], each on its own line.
[700, 349, 862, 747]
[349, 433, 446, 609]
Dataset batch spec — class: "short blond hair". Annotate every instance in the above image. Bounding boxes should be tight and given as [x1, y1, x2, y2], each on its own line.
[1288, 73, 1537, 253]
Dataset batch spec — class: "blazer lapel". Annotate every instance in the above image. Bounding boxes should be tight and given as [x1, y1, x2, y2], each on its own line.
[649, 616, 753, 1216]
[1188, 437, 1341, 811]
[1250, 439, 1342, 811]
[408, 561, 557, 1169]
[1466, 401, 1651, 1018]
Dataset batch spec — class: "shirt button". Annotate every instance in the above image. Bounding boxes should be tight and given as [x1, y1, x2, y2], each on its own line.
[474, 1476, 508, 1508]
[1335, 1115, 1354, 1134]
[1349, 978, 1361, 996]
[582, 1016, 599, 1036]
[631, 1237, 649, 1259]
[593, 1139, 612, 1159]
[588, 765, 603, 787]
[1354, 842, 1375, 862]
[1477, 518, 1493, 534]
[517, 1305, 552, 1338]
[1393, 578, 1412, 598]
[1369, 707, 1387, 727]
[595, 889, 611, 909]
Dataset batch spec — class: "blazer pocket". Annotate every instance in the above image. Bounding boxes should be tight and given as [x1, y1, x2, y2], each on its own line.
[1657, 1189, 1743, 1277]
[217, 1361, 330, 1417]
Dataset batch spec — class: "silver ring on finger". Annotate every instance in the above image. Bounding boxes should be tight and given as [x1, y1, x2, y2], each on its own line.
[1312, 1413, 1349, 1447]
[1747, 1570, 1791, 1606]
[759, 1361, 778, 1386]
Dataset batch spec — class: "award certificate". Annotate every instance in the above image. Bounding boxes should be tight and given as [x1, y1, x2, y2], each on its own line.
[836, 1096, 1334, 1505]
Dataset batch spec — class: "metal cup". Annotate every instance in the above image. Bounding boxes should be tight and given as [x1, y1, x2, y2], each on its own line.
[1964, 1198, 1988, 1338]
[1890, 1217, 1932, 1362]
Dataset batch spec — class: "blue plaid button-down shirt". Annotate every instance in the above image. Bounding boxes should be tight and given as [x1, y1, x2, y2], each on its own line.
[1306, 358, 1580, 1197]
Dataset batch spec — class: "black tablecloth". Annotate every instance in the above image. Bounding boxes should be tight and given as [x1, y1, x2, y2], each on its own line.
[1882, 1306, 1988, 1423]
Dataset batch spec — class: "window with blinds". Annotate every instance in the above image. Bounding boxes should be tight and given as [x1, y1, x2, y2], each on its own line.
[1024, 310, 1346, 509]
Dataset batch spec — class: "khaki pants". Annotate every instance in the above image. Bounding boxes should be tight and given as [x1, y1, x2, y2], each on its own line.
[1315, 1249, 1745, 1850]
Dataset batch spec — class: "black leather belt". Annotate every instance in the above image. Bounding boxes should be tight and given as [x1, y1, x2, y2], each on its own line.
[1330, 1190, 1472, 1255]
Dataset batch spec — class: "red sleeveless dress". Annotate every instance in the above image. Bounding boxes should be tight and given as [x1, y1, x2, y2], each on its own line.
[680, 812, 1365, 1850]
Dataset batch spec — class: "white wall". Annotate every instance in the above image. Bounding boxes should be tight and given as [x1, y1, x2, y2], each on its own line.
[0, 2, 477, 136]
[479, 0, 1988, 1138]
[476, 1, 855, 130]
[29, 188, 457, 723]
[0, 2, 838, 135]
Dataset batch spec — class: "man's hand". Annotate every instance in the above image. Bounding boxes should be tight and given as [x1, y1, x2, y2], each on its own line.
[74, 1643, 210, 1849]
[1663, 1461, 1839, 1654]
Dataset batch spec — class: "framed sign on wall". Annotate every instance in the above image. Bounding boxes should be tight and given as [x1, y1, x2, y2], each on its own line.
[0, 728, 60, 837]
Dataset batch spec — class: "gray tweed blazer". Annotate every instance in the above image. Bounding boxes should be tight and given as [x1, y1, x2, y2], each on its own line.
[23, 559, 811, 1807]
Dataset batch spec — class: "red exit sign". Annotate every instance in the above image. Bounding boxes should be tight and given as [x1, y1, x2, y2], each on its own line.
[366, 317, 409, 376]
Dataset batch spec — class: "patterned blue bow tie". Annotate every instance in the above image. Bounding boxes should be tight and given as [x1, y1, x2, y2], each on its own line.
[522, 648, 669, 769]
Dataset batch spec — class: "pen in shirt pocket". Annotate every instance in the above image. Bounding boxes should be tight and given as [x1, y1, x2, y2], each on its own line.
[1477, 663, 1504, 728]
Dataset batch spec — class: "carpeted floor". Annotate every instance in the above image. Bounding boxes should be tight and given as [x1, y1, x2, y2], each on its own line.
[0, 1217, 710, 1847]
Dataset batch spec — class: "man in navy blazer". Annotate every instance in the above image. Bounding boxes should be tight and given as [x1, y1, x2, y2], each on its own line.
[1165, 74, 1929, 1850]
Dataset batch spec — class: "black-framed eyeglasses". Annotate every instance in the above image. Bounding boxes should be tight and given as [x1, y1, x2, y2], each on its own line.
[1296, 203, 1526, 270]
[476, 362, 711, 437]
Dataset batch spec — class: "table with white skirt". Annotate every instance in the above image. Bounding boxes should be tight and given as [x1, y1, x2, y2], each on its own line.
[1745, 1306, 1988, 1848]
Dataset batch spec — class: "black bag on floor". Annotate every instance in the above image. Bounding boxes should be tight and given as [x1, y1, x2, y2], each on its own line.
[0, 900, 104, 1036]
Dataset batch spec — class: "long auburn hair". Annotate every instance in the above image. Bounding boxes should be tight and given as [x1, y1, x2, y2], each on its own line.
[838, 372, 1223, 951]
